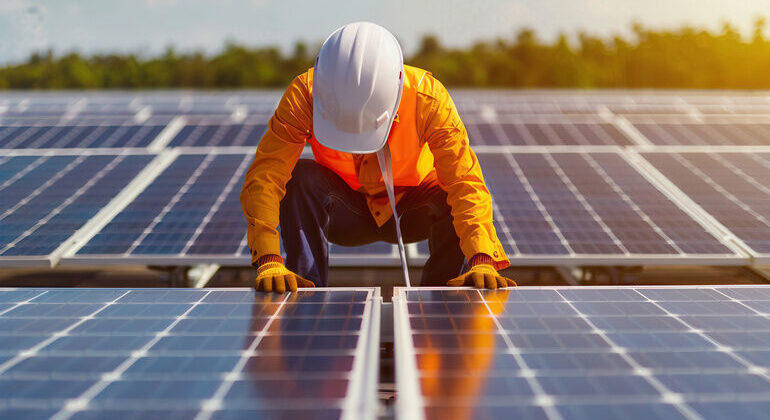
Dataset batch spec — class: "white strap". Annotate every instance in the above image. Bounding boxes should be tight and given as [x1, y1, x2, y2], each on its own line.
[376, 144, 411, 287]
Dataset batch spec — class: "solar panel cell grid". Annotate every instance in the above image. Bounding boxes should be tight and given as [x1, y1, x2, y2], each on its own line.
[642, 152, 770, 259]
[70, 152, 402, 266]
[0, 288, 377, 420]
[418, 151, 734, 264]
[464, 121, 632, 146]
[0, 125, 164, 149]
[634, 122, 770, 145]
[169, 124, 267, 147]
[78, 153, 250, 256]
[395, 286, 770, 420]
[0, 154, 153, 262]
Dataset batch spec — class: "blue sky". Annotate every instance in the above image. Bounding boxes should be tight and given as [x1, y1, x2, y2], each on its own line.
[1, 0, 769, 64]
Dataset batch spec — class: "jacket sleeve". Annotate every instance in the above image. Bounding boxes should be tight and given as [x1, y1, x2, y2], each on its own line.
[240, 73, 312, 266]
[418, 75, 510, 270]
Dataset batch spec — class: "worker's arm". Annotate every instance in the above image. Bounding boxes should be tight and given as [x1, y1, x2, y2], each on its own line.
[418, 74, 512, 277]
[240, 72, 315, 292]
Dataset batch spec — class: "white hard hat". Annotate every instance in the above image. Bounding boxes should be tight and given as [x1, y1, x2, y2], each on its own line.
[313, 22, 404, 154]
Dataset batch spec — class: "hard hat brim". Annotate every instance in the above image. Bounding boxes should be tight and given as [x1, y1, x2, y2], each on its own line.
[312, 98, 391, 154]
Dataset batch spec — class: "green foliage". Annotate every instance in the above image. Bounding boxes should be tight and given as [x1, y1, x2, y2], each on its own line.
[2, 21, 770, 89]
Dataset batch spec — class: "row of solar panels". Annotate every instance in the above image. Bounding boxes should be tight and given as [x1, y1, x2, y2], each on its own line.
[1, 146, 767, 268]
[4, 91, 770, 149]
[0, 92, 280, 118]
[4, 91, 770, 117]
[5, 285, 770, 419]
[3, 115, 770, 148]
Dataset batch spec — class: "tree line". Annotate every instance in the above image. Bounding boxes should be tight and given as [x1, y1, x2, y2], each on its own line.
[2, 20, 770, 89]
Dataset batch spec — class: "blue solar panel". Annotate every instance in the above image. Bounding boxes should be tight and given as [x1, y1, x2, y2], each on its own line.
[634, 122, 770, 145]
[168, 124, 267, 147]
[0, 153, 153, 265]
[465, 121, 631, 146]
[413, 151, 737, 265]
[0, 125, 164, 148]
[76, 153, 235, 256]
[642, 151, 770, 261]
[395, 286, 770, 420]
[0, 287, 378, 420]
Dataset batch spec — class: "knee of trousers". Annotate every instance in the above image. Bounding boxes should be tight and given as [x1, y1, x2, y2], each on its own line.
[283, 159, 328, 200]
[280, 159, 332, 217]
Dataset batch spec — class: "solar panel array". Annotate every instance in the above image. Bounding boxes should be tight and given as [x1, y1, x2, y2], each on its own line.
[395, 286, 770, 420]
[0, 287, 380, 420]
[1, 91, 769, 268]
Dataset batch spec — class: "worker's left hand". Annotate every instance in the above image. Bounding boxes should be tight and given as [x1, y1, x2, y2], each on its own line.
[447, 264, 517, 289]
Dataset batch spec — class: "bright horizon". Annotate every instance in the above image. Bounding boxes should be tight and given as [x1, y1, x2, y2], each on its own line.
[1, 0, 769, 65]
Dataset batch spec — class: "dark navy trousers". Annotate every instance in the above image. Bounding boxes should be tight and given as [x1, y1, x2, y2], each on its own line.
[279, 159, 466, 287]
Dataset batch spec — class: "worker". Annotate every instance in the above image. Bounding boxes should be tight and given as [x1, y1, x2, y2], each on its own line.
[240, 22, 516, 293]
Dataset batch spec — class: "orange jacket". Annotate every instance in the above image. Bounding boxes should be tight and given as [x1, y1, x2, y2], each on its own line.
[240, 65, 510, 270]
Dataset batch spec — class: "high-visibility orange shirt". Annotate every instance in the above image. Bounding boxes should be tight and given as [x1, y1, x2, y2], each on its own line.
[240, 67, 510, 270]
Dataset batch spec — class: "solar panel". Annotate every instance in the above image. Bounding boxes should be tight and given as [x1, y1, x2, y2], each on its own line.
[394, 285, 770, 420]
[1, 101, 77, 118]
[412, 150, 743, 266]
[66, 151, 402, 266]
[0, 121, 167, 149]
[0, 287, 380, 420]
[635, 122, 770, 146]
[609, 103, 693, 115]
[626, 115, 770, 146]
[0, 151, 155, 267]
[463, 117, 632, 146]
[639, 150, 770, 263]
[452, 91, 770, 120]
[167, 117, 268, 147]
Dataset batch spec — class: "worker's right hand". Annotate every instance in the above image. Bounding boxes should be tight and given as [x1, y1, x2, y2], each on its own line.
[255, 262, 315, 293]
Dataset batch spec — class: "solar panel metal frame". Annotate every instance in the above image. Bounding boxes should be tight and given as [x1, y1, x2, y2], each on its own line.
[409, 146, 748, 266]
[60, 147, 402, 267]
[0, 149, 168, 268]
[629, 145, 770, 265]
[0, 286, 381, 420]
[393, 285, 770, 420]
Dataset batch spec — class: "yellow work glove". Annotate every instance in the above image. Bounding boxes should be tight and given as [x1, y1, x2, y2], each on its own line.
[447, 264, 517, 289]
[255, 262, 315, 293]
